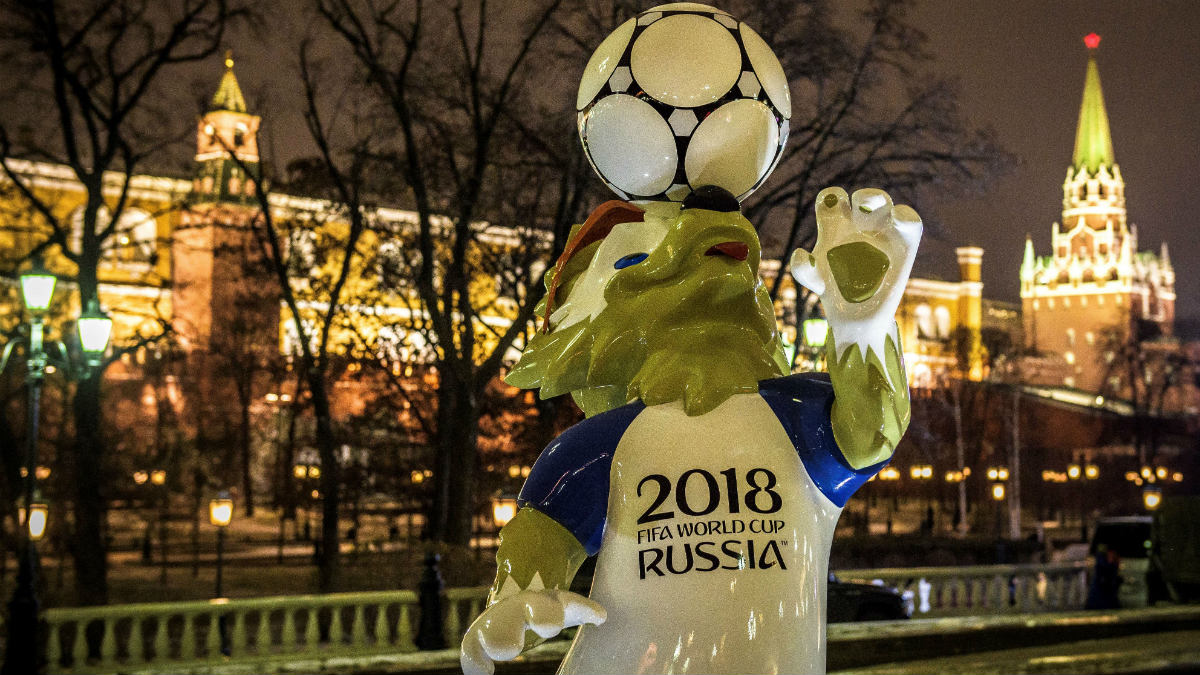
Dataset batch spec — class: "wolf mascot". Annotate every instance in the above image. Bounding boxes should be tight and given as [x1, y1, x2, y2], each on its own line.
[460, 183, 921, 674]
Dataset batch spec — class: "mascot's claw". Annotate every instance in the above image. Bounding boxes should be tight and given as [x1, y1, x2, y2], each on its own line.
[460, 589, 607, 675]
[789, 187, 921, 359]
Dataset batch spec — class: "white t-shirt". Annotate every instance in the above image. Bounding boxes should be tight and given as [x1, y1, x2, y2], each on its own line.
[520, 374, 883, 674]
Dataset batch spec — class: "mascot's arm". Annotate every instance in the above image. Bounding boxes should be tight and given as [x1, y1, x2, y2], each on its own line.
[825, 324, 910, 469]
[460, 507, 603, 675]
[489, 507, 589, 603]
[790, 187, 922, 470]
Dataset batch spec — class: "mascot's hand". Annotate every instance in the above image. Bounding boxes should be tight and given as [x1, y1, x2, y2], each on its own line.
[460, 589, 606, 675]
[789, 187, 922, 356]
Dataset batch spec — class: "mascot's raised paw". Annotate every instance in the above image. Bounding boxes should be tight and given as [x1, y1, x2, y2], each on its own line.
[790, 187, 920, 469]
[460, 589, 606, 675]
[790, 187, 922, 360]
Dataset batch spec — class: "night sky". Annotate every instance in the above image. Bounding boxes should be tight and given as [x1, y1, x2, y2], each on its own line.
[28, 1, 1200, 333]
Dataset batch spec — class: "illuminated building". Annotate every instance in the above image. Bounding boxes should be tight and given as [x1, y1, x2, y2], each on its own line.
[1020, 34, 1176, 393]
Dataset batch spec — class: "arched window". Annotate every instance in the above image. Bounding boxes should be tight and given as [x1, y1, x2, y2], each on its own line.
[934, 306, 952, 339]
[110, 209, 158, 266]
[70, 206, 157, 267]
[914, 304, 934, 340]
[287, 228, 318, 276]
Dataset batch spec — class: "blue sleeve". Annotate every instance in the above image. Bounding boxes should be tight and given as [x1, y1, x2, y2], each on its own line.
[758, 373, 886, 507]
[518, 401, 644, 555]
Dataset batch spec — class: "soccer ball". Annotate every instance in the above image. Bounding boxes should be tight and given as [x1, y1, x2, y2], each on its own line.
[576, 2, 791, 203]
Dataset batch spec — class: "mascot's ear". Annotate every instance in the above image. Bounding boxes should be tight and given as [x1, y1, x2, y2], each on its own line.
[541, 201, 644, 331]
[531, 224, 585, 320]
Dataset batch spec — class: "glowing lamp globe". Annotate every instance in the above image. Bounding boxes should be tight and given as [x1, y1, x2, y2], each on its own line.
[77, 299, 113, 358]
[1143, 486, 1162, 511]
[19, 257, 57, 314]
[492, 496, 518, 528]
[209, 493, 233, 528]
[576, 3, 790, 203]
[19, 502, 48, 542]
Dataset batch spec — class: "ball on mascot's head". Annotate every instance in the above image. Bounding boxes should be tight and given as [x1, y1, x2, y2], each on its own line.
[576, 2, 791, 204]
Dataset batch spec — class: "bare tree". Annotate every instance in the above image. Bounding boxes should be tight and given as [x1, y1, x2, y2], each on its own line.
[0, 0, 249, 605]
[1098, 321, 1191, 469]
[304, 0, 596, 547]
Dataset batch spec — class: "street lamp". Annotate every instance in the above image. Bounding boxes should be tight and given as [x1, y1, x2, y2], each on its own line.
[77, 298, 113, 366]
[1068, 461, 1098, 541]
[134, 469, 169, 581]
[209, 492, 233, 598]
[208, 492, 233, 656]
[987, 466, 1009, 537]
[4, 258, 111, 675]
[874, 466, 901, 534]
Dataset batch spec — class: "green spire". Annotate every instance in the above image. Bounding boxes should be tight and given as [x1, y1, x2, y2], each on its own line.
[211, 50, 247, 113]
[1021, 235, 1036, 281]
[1072, 40, 1114, 173]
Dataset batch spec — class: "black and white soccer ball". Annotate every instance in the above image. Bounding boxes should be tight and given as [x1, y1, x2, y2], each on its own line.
[576, 2, 791, 203]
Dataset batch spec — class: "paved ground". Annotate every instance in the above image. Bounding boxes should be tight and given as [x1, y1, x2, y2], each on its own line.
[343, 631, 1200, 675]
[341, 623, 1200, 675]
[836, 629, 1200, 675]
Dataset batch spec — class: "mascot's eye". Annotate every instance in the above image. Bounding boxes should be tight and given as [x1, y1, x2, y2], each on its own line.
[614, 252, 649, 269]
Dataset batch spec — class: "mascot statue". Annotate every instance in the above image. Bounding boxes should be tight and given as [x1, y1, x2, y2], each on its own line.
[462, 4, 921, 674]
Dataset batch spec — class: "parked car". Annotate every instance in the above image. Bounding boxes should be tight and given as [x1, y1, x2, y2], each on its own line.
[1150, 497, 1200, 604]
[1089, 516, 1152, 608]
[827, 573, 913, 622]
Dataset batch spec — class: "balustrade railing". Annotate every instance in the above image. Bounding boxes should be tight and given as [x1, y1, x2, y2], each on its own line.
[43, 587, 489, 674]
[41, 562, 1090, 673]
[837, 561, 1091, 617]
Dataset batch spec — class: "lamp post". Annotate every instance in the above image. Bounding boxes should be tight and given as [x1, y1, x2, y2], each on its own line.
[293, 451, 320, 542]
[875, 466, 901, 534]
[910, 465, 933, 533]
[134, 469, 169, 583]
[1067, 462, 1098, 541]
[988, 466, 1008, 538]
[2, 258, 111, 675]
[209, 492, 233, 598]
[208, 492, 233, 656]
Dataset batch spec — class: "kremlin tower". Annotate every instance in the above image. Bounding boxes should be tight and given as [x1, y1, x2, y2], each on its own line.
[1020, 34, 1175, 392]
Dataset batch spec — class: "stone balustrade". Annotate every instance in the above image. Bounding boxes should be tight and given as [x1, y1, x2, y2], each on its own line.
[837, 560, 1091, 616]
[40, 562, 1091, 673]
[42, 587, 489, 674]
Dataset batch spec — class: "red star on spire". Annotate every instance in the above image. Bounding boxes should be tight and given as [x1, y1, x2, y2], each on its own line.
[1084, 33, 1101, 50]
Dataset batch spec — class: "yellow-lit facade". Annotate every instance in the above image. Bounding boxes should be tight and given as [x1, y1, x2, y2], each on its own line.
[1, 58, 524, 382]
[769, 244, 988, 387]
[3, 56, 990, 402]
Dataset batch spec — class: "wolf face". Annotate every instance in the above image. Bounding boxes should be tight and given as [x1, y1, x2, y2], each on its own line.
[508, 188, 787, 417]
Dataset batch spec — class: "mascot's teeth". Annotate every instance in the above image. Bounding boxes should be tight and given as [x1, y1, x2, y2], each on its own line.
[705, 242, 749, 261]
